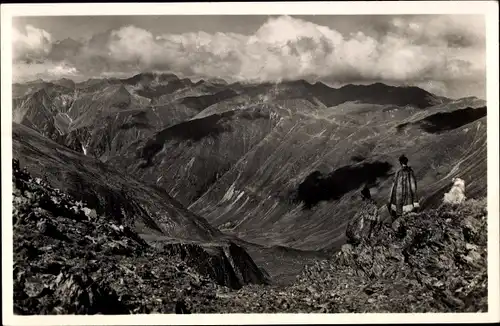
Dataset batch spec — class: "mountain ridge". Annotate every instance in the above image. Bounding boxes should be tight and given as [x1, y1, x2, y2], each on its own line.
[13, 73, 486, 252]
[19, 71, 464, 102]
[11, 71, 487, 273]
[10, 69, 489, 313]
[110, 95, 485, 250]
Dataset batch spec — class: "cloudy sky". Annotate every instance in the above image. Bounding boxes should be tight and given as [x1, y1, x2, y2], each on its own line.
[12, 14, 486, 99]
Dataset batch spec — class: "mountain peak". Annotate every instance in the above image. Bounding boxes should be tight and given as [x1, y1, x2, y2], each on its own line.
[31, 87, 51, 100]
[303, 82, 445, 108]
[208, 77, 229, 85]
[122, 72, 180, 85]
[53, 78, 76, 89]
[26, 78, 46, 85]
[156, 72, 180, 83]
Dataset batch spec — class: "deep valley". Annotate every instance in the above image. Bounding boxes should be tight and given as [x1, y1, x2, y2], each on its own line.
[11, 72, 488, 313]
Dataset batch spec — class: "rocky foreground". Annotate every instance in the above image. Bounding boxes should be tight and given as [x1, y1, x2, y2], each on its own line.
[12, 159, 266, 315]
[13, 159, 487, 314]
[217, 198, 487, 313]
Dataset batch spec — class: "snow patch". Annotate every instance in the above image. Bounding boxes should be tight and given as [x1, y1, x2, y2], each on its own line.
[234, 191, 245, 203]
[221, 182, 237, 203]
[185, 157, 195, 171]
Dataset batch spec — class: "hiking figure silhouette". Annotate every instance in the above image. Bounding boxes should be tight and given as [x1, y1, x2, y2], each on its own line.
[387, 155, 419, 219]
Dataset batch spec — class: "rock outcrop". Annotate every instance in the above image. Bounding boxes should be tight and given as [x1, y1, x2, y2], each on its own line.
[12, 159, 269, 314]
[12, 158, 487, 313]
[148, 241, 271, 290]
[209, 199, 488, 313]
[345, 197, 381, 246]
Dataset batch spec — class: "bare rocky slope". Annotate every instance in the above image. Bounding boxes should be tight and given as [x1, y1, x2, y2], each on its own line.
[12, 73, 229, 162]
[216, 198, 488, 313]
[13, 159, 226, 314]
[11, 74, 489, 313]
[107, 81, 486, 251]
[13, 122, 220, 242]
[12, 124, 272, 303]
[13, 158, 487, 313]
[12, 121, 319, 287]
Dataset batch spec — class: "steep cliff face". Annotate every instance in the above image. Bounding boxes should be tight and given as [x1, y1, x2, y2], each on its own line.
[147, 241, 271, 289]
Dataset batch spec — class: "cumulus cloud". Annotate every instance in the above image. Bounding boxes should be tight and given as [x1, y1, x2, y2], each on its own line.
[47, 62, 79, 77]
[13, 62, 81, 83]
[388, 15, 485, 49]
[12, 25, 53, 61]
[12, 15, 486, 98]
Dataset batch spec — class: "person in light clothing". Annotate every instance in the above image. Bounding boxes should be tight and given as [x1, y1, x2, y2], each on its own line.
[443, 177, 466, 205]
[387, 155, 420, 218]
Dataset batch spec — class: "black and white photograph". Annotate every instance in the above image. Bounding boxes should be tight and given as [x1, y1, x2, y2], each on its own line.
[1, 1, 499, 324]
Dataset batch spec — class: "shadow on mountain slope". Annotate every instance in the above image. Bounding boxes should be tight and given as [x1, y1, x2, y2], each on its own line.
[183, 100, 486, 251]
[137, 111, 236, 167]
[136, 107, 273, 170]
[296, 161, 393, 209]
[397, 106, 487, 134]
[180, 89, 239, 111]
[309, 82, 445, 108]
